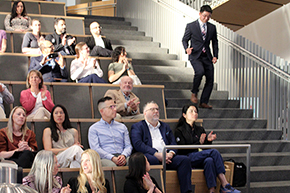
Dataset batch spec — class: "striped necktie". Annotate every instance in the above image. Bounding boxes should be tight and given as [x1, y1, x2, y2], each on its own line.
[202, 23, 206, 53]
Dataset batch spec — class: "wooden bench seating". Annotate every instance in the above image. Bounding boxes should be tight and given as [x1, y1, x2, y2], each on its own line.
[0, 81, 166, 119]
[0, 12, 84, 35]
[0, 0, 66, 16]
[22, 161, 233, 193]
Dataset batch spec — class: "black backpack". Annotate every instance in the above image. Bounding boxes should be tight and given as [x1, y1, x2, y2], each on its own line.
[227, 159, 247, 187]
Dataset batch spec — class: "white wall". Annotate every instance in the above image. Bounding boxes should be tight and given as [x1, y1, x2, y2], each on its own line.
[237, 3, 290, 62]
[116, 0, 199, 62]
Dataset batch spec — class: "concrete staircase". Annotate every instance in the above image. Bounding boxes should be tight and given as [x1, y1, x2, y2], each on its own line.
[68, 13, 290, 193]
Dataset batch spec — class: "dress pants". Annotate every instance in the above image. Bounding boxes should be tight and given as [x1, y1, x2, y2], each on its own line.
[190, 53, 214, 104]
[8, 150, 35, 168]
[145, 153, 192, 193]
[78, 74, 107, 83]
[90, 46, 112, 57]
[188, 149, 225, 189]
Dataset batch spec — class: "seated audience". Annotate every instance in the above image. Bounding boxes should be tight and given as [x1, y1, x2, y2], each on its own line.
[85, 22, 113, 57]
[29, 40, 68, 82]
[105, 76, 143, 119]
[0, 82, 14, 119]
[45, 18, 76, 55]
[43, 105, 83, 168]
[68, 149, 110, 193]
[0, 30, 7, 53]
[175, 104, 240, 193]
[88, 96, 132, 167]
[70, 42, 106, 83]
[23, 150, 71, 193]
[20, 70, 54, 119]
[108, 46, 141, 85]
[22, 19, 45, 55]
[0, 106, 37, 168]
[124, 152, 162, 193]
[4, 1, 31, 32]
[131, 101, 192, 193]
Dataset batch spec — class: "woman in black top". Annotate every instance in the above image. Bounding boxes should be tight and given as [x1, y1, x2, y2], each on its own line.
[175, 104, 240, 193]
[124, 152, 162, 193]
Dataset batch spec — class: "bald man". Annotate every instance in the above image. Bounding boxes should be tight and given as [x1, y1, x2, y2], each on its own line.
[85, 22, 113, 57]
[29, 40, 68, 82]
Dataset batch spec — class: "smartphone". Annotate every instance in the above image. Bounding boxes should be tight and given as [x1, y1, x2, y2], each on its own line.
[48, 53, 58, 58]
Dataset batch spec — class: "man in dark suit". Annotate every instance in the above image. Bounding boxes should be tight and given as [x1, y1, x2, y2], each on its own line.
[85, 22, 113, 57]
[182, 5, 218, 109]
[131, 101, 193, 193]
[29, 40, 68, 82]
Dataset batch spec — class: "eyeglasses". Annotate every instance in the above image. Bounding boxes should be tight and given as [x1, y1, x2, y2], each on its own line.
[103, 105, 117, 109]
[146, 107, 159, 112]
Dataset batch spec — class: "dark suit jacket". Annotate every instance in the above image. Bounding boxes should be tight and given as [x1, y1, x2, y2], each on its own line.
[68, 177, 110, 193]
[131, 120, 177, 155]
[29, 55, 68, 82]
[85, 35, 113, 51]
[182, 20, 218, 61]
[45, 30, 76, 55]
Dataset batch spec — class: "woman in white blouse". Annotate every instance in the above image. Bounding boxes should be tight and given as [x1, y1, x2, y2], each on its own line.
[70, 42, 106, 83]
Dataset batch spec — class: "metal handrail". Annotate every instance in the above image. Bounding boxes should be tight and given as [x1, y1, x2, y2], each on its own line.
[66, 3, 116, 12]
[162, 144, 251, 193]
[218, 34, 290, 82]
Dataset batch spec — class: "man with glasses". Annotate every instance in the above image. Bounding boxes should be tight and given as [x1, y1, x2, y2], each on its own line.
[131, 101, 193, 193]
[29, 40, 68, 82]
[85, 22, 113, 57]
[182, 5, 218, 109]
[104, 76, 143, 119]
[88, 96, 132, 166]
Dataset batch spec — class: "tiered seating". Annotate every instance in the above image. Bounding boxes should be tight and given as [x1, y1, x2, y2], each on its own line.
[0, 1, 237, 193]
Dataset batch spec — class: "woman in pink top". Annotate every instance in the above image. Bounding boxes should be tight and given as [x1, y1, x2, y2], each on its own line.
[20, 70, 54, 119]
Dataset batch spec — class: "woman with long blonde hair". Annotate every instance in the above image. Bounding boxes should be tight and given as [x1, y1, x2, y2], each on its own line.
[0, 106, 37, 168]
[23, 150, 71, 193]
[68, 149, 110, 193]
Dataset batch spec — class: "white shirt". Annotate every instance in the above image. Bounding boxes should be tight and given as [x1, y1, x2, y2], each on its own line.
[145, 120, 165, 153]
[29, 92, 44, 115]
[93, 36, 105, 48]
[198, 18, 207, 34]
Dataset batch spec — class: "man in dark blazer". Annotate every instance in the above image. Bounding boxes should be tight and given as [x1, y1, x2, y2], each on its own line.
[131, 101, 193, 193]
[85, 22, 113, 57]
[182, 5, 218, 109]
[29, 40, 68, 82]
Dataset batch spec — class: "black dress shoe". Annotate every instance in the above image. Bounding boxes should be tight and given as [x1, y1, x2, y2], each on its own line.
[199, 103, 212, 109]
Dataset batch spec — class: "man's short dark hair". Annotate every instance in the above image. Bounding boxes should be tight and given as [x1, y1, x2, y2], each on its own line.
[200, 5, 212, 13]
[97, 96, 113, 106]
[54, 17, 65, 26]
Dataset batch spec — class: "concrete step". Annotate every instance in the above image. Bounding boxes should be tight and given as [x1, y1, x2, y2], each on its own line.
[221, 152, 290, 166]
[166, 108, 253, 119]
[251, 166, 290, 182]
[132, 59, 186, 67]
[249, 180, 290, 193]
[216, 140, 288, 153]
[84, 19, 131, 26]
[67, 14, 125, 21]
[164, 89, 228, 99]
[106, 34, 152, 41]
[127, 52, 177, 60]
[202, 118, 267, 129]
[138, 73, 192, 82]
[113, 46, 168, 54]
[134, 65, 192, 74]
[209, 129, 281, 141]
[102, 29, 145, 36]
[111, 40, 160, 48]
[166, 99, 240, 108]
